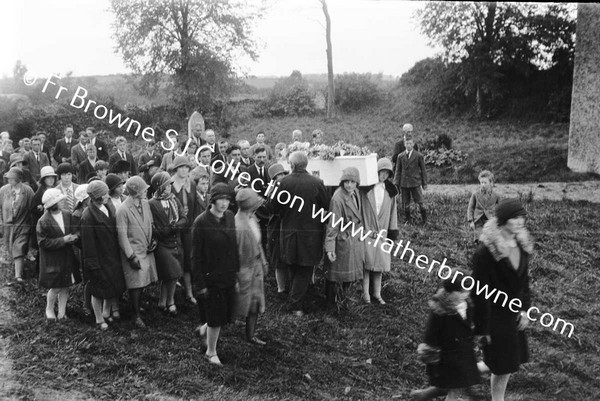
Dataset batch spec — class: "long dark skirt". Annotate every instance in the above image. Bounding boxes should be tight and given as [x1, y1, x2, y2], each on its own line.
[155, 242, 184, 281]
[484, 314, 530, 375]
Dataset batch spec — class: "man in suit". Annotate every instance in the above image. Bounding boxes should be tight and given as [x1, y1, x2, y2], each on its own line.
[273, 151, 330, 316]
[392, 123, 419, 167]
[86, 127, 109, 161]
[53, 124, 77, 164]
[393, 134, 428, 224]
[190, 145, 213, 189]
[138, 139, 162, 174]
[36, 132, 52, 162]
[210, 139, 229, 166]
[238, 140, 254, 170]
[0, 138, 12, 165]
[78, 144, 100, 184]
[204, 129, 217, 157]
[108, 136, 137, 176]
[23, 135, 50, 182]
[70, 131, 90, 176]
[211, 144, 245, 187]
[249, 131, 273, 161]
[245, 146, 270, 252]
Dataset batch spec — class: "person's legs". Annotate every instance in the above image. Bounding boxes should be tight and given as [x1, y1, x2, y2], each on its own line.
[102, 299, 111, 320]
[130, 288, 142, 319]
[158, 281, 168, 309]
[57, 287, 69, 319]
[401, 188, 412, 223]
[372, 272, 384, 303]
[412, 187, 426, 224]
[206, 326, 221, 356]
[183, 272, 196, 303]
[409, 386, 447, 400]
[45, 288, 59, 319]
[444, 389, 460, 401]
[362, 270, 371, 302]
[110, 298, 120, 319]
[14, 257, 24, 280]
[166, 279, 178, 310]
[91, 295, 107, 327]
[288, 265, 312, 313]
[491, 373, 510, 401]
[275, 267, 288, 294]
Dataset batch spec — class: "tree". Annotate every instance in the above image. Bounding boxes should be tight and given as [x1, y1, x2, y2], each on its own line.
[319, 0, 335, 119]
[110, 0, 263, 116]
[416, 2, 576, 117]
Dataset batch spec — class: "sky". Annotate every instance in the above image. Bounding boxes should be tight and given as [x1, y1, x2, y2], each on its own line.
[0, 0, 439, 80]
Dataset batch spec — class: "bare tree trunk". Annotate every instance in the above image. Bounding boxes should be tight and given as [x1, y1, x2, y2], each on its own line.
[320, 0, 335, 119]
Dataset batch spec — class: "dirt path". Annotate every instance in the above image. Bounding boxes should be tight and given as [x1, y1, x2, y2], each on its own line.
[427, 180, 600, 203]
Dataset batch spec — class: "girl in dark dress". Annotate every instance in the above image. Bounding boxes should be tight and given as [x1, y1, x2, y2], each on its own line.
[472, 199, 532, 401]
[30, 166, 57, 269]
[80, 181, 126, 330]
[149, 172, 186, 315]
[37, 188, 81, 320]
[410, 269, 479, 400]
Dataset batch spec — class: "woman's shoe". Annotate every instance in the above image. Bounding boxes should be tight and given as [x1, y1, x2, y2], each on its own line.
[205, 353, 222, 366]
[97, 322, 109, 331]
[186, 296, 198, 305]
[134, 317, 147, 329]
[167, 304, 177, 316]
[249, 336, 266, 346]
[111, 311, 121, 321]
[373, 297, 386, 305]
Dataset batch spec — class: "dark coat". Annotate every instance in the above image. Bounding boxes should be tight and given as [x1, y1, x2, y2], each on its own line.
[108, 151, 137, 176]
[273, 168, 331, 267]
[391, 141, 419, 166]
[424, 299, 480, 389]
[393, 150, 427, 188]
[70, 144, 88, 173]
[53, 138, 78, 164]
[149, 197, 186, 280]
[91, 138, 109, 161]
[40, 144, 52, 164]
[30, 185, 52, 250]
[23, 151, 50, 182]
[172, 180, 202, 273]
[471, 220, 532, 374]
[80, 202, 126, 299]
[246, 163, 270, 196]
[77, 159, 97, 184]
[191, 209, 239, 289]
[37, 211, 81, 288]
[138, 152, 162, 173]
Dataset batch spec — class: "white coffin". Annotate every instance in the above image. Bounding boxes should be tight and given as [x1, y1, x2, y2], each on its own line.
[279, 153, 379, 186]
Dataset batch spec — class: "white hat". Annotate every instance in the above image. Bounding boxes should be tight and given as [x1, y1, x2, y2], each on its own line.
[402, 123, 413, 132]
[74, 184, 90, 202]
[42, 188, 67, 209]
[39, 166, 57, 180]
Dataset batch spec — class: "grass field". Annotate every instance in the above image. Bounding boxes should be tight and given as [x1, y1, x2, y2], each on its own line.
[1, 195, 598, 400]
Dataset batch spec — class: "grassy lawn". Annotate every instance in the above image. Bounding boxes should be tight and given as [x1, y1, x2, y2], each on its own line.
[1, 195, 598, 400]
[226, 110, 598, 185]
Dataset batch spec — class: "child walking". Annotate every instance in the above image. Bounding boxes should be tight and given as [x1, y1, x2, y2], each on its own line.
[410, 269, 480, 400]
[467, 170, 500, 241]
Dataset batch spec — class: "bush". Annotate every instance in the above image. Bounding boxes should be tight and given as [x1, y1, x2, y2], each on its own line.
[334, 73, 382, 112]
[423, 147, 467, 166]
[422, 133, 453, 151]
[258, 71, 316, 117]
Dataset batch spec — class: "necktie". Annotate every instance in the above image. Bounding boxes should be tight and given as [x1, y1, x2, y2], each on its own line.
[259, 167, 263, 179]
[352, 191, 359, 209]
[66, 187, 74, 212]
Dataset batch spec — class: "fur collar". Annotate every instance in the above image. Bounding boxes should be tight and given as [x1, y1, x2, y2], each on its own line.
[480, 217, 533, 261]
[428, 288, 470, 316]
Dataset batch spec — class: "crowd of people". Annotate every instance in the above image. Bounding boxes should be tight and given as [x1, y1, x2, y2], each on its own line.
[0, 123, 532, 400]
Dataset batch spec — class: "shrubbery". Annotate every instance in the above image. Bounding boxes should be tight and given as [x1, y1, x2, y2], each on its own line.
[256, 71, 316, 117]
[334, 73, 382, 112]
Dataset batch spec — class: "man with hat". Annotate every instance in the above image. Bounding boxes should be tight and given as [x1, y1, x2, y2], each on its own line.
[273, 151, 331, 316]
[0, 167, 35, 281]
[23, 135, 50, 182]
[36, 187, 80, 320]
[392, 123, 419, 167]
[111, 159, 132, 182]
[55, 163, 79, 214]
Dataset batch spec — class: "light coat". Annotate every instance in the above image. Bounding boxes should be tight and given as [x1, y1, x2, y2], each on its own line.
[324, 187, 364, 282]
[360, 181, 399, 272]
[0, 183, 34, 258]
[116, 197, 158, 289]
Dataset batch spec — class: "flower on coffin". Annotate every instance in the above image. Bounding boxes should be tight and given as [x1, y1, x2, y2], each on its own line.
[285, 141, 371, 161]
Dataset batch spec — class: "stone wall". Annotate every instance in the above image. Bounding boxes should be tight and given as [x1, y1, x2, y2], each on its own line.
[568, 4, 600, 174]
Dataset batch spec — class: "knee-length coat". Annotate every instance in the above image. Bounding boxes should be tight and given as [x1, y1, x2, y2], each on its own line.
[324, 187, 364, 282]
[234, 213, 267, 318]
[0, 183, 34, 259]
[360, 181, 399, 272]
[80, 202, 126, 299]
[149, 197, 186, 281]
[116, 197, 158, 290]
[37, 210, 81, 288]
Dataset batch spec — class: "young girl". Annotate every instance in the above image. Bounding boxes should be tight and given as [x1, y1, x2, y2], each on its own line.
[410, 270, 480, 400]
[467, 170, 500, 241]
[106, 173, 125, 210]
[361, 158, 399, 304]
[324, 167, 364, 309]
[234, 188, 268, 345]
[37, 188, 81, 320]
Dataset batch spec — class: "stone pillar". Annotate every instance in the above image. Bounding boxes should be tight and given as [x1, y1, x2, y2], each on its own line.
[568, 4, 600, 174]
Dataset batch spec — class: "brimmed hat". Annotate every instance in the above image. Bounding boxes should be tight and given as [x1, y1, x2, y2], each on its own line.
[125, 176, 149, 198]
[151, 171, 173, 190]
[105, 174, 124, 192]
[9, 153, 26, 168]
[39, 166, 57, 180]
[74, 184, 90, 202]
[377, 157, 393, 177]
[87, 180, 109, 200]
[496, 199, 527, 226]
[6, 167, 23, 182]
[171, 155, 191, 171]
[340, 166, 360, 185]
[236, 188, 263, 211]
[268, 163, 287, 179]
[42, 188, 67, 209]
[56, 163, 74, 177]
[111, 159, 131, 174]
[210, 183, 233, 203]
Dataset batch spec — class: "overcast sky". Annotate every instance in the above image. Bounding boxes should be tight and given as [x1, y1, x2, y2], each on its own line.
[0, 0, 438, 79]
